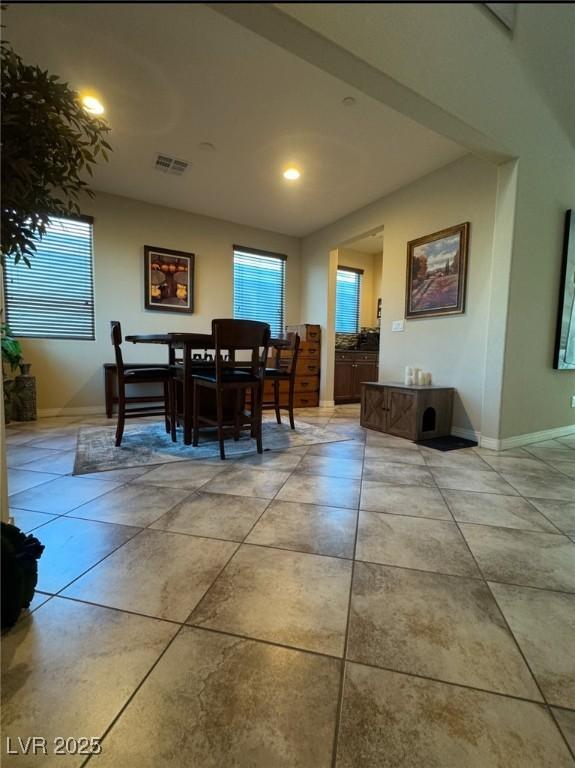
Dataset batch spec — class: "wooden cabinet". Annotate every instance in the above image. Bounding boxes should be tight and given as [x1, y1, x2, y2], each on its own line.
[263, 323, 321, 408]
[361, 382, 454, 441]
[334, 351, 378, 404]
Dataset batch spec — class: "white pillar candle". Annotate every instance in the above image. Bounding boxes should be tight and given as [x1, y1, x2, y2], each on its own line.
[404, 366, 413, 385]
[417, 370, 426, 385]
[406, 375, 414, 386]
[412, 368, 420, 384]
[425, 372, 432, 385]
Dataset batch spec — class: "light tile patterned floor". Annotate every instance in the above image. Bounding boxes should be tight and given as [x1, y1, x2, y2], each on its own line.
[2, 406, 575, 767]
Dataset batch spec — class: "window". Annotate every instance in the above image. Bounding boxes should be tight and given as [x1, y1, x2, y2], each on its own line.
[336, 267, 362, 333]
[233, 245, 286, 336]
[3, 216, 95, 340]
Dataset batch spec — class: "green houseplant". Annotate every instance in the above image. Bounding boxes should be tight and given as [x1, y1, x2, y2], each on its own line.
[1, 24, 112, 266]
[2, 322, 23, 422]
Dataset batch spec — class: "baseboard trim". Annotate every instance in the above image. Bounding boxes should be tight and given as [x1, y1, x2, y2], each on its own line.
[37, 406, 106, 418]
[498, 423, 575, 450]
[319, 400, 335, 408]
[475, 423, 575, 451]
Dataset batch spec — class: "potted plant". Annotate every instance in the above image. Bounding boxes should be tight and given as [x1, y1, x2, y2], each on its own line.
[1, 19, 112, 267]
[1, 323, 23, 422]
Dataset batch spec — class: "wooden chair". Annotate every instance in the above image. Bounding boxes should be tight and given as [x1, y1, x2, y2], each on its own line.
[192, 319, 270, 460]
[110, 321, 173, 446]
[264, 332, 300, 429]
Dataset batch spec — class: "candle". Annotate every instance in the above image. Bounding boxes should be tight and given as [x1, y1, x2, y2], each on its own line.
[425, 372, 432, 385]
[406, 375, 414, 385]
[417, 370, 426, 385]
[404, 366, 413, 385]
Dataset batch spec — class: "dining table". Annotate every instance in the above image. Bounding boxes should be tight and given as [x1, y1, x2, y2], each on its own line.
[125, 332, 289, 445]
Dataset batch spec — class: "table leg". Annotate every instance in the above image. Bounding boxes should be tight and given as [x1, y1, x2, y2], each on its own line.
[183, 343, 192, 445]
[104, 366, 114, 418]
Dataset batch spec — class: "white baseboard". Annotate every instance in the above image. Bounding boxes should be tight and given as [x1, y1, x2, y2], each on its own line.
[497, 423, 575, 450]
[319, 400, 335, 408]
[476, 423, 575, 451]
[37, 406, 106, 418]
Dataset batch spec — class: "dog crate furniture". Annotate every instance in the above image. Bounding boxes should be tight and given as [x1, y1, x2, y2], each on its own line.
[360, 381, 454, 441]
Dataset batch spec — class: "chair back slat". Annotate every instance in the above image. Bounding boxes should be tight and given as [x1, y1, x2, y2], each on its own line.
[212, 319, 270, 380]
[271, 332, 300, 374]
[110, 321, 124, 377]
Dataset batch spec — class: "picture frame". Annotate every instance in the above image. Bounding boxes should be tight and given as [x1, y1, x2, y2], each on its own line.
[377, 297, 382, 320]
[405, 222, 469, 319]
[144, 245, 194, 313]
[553, 209, 575, 370]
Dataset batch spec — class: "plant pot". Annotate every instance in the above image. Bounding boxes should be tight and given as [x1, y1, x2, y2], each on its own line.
[3, 378, 15, 423]
[19, 362, 31, 376]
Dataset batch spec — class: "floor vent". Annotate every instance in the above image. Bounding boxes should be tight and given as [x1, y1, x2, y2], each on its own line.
[154, 154, 190, 175]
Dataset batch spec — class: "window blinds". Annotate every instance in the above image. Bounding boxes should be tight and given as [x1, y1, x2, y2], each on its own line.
[3, 216, 95, 340]
[336, 267, 362, 333]
[233, 246, 286, 336]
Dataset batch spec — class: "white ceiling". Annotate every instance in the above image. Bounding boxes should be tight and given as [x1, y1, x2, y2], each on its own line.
[6, 4, 466, 237]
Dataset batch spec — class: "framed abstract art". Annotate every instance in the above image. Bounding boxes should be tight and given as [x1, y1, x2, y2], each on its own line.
[144, 245, 195, 313]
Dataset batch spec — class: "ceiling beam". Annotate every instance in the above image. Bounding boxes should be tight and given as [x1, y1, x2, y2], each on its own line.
[209, 2, 512, 164]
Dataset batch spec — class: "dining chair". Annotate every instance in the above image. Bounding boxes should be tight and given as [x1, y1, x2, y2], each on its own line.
[263, 332, 300, 429]
[192, 319, 271, 460]
[110, 321, 173, 446]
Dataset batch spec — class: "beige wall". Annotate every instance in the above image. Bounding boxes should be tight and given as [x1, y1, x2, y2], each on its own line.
[18, 192, 301, 413]
[336, 248, 381, 328]
[277, 3, 575, 441]
[303, 155, 498, 435]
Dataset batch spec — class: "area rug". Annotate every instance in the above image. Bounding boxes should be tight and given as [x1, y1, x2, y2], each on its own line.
[73, 420, 349, 475]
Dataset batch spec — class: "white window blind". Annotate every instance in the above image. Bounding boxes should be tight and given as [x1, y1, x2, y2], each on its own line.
[233, 246, 286, 336]
[3, 216, 95, 340]
[336, 267, 362, 333]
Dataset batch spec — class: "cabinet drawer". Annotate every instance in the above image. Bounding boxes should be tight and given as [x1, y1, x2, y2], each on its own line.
[294, 392, 319, 408]
[295, 375, 319, 393]
[335, 351, 378, 362]
[296, 359, 320, 376]
[281, 342, 320, 360]
[286, 324, 321, 343]
[263, 379, 290, 396]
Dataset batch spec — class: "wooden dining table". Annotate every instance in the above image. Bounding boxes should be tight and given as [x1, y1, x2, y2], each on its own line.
[125, 332, 289, 445]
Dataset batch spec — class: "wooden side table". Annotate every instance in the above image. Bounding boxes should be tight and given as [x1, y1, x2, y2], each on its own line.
[360, 381, 454, 441]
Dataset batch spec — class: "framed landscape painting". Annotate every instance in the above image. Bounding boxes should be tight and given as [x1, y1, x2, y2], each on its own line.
[554, 209, 575, 370]
[405, 222, 469, 319]
[144, 245, 194, 313]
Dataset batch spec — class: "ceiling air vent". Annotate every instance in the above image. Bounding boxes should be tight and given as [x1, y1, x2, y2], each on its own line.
[154, 154, 191, 176]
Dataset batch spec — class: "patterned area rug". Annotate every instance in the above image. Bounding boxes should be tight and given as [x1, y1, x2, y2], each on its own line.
[74, 420, 349, 475]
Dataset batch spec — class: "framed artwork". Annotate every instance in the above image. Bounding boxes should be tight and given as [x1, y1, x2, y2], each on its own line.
[405, 222, 469, 319]
[377, 297, 382, 319]
[554, 209, 575, 369]
[144, 245, 194, 313]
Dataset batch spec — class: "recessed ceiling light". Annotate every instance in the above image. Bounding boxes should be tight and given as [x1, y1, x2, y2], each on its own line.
[283, 168, 301, 181]
[82, 95, 105, 115]
[199, 142, 216, 152]
[342, 96, 357, 107]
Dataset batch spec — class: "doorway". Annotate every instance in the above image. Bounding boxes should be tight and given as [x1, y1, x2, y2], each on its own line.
[333, 231, 383, 404]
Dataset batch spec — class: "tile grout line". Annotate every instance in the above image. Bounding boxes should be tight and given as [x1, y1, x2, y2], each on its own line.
[80, 622, 189, 768]
[39, 589, 572, 713]
[433, 469, 572, 748]
[80, 521, 250, 767]
[9, 413, 575, 761]
[330, 421, 365, 768]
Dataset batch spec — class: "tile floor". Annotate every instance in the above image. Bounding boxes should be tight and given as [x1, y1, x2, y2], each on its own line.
[2, 406, 575, 766]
